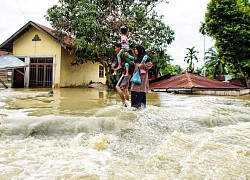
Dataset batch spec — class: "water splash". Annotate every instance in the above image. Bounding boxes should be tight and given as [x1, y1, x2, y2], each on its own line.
[0, 88, 249, 179]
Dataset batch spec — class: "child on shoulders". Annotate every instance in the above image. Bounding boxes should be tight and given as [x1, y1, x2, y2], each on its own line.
[116, 27, 130, 76]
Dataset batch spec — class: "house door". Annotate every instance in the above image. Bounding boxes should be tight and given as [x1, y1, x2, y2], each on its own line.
[29, 57, 53, 88]
[12, 57, 25, 88]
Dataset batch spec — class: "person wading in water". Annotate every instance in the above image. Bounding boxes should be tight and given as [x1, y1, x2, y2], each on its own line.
[113, 43, 134, 107]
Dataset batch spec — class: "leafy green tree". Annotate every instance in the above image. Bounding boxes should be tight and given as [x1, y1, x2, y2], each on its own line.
[184, 46, 199, 73]
[160, 61, 183, 76]
[45, 0, 175, 87]
[194, 67, 203, 76]
[160, 63, 174, 76]
[173, 65, 183, 75]
[205, 0, 250, 86]
[204, 47, 227, 78]
[151, 50, 172, 76]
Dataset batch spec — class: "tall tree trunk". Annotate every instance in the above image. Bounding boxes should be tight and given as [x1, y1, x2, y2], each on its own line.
[104, 65, 117, 89]
[236, 59, 248, 87]
[100, 60, 118, 89]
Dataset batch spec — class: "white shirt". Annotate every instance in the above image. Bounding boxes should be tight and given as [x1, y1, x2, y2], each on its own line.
[121, 35, 129, 49]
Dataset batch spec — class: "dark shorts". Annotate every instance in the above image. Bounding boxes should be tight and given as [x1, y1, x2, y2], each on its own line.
[116, 74, 131, 88]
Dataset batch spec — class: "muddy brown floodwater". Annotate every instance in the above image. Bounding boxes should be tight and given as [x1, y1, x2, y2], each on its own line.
[0, 88, 249, 179]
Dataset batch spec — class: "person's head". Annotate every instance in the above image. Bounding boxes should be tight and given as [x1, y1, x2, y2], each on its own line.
[134, 45, 146, 63]
[134, 45, 146, 56]
[114, 43, 121, 53]
[120, 27, 128, 35]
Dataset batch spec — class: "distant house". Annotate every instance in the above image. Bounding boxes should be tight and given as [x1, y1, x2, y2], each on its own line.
[150, 72, 249, 96]
[0, 21, 106, 88]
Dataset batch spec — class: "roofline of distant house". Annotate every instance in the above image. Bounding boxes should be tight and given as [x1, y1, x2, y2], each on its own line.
[151, 87, 249, 96]
[152, 86, 245, 90]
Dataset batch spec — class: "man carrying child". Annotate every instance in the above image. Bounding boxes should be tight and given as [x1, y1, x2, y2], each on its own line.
[113, 43, 134, 107]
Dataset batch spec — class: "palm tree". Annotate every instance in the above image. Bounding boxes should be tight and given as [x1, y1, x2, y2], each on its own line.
[204, 47, 227, 79]
[199, 21, 207, 76]
[184, 46, 199, 73]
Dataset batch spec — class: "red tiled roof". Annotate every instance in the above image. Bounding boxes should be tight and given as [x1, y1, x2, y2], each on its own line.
[150, 72, 242, 89]
[34, 22, 74, 45]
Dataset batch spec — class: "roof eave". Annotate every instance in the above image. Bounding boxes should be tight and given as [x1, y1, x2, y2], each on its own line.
[31, 22, 71, 49]
[151, 86, 243, 90]
[0, 21, 72, 51]
[0, 65, 28, 70]
[0, 21, 34, 51]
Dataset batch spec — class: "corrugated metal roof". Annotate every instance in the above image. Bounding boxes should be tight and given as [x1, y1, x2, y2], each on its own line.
[0, 54, 27, 69]
[150, 72, 242, 90]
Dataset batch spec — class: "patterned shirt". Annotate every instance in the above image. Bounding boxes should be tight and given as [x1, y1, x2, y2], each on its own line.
[121, 34, 129, 50]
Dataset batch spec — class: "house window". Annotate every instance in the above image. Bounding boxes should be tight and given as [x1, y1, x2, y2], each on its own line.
[29, 57, 53, 87]
[99, 66, 104, 78]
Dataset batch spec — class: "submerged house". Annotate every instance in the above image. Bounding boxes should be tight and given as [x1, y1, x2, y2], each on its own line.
[150, 72, 249, 96]
[0, 21, 106, 88]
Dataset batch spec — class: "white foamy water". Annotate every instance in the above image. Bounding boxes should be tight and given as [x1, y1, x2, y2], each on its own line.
[0, 88, 249, 179]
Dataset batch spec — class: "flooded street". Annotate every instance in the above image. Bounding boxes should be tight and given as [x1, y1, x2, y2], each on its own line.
[0, 88, 250, 179]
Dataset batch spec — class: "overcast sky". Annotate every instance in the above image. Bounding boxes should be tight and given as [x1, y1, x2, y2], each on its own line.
[0, 0, 214, 68]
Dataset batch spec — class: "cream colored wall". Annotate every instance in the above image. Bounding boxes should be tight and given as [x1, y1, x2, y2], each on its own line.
[13, 27, 61, 87]
[13, 28, 61, 55]
[60, 48, 106, 87]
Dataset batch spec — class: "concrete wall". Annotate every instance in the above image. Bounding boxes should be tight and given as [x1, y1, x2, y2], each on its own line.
[152, 88, 250, 96]
[192, 89, 250, 96]
[60, 48, 106, 87]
